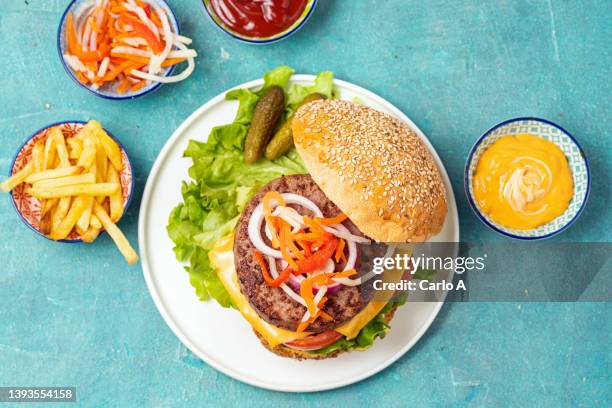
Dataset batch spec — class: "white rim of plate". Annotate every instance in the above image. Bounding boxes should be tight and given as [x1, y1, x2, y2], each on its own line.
[138, 75, 459, 392]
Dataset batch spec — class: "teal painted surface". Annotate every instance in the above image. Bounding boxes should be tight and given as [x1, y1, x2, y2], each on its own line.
[0, 0, 610, 406]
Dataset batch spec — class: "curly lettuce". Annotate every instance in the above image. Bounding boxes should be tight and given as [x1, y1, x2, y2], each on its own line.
[167, 66, 334, 307]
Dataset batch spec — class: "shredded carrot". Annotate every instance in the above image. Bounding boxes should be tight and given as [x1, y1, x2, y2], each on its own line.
[161, 58, 187, 67]
[130, 80, 146, 92]
[279, 222, 299, 270]
[296, 321, 310, 333]
[66, 12, 79, 55]
[286, 231, 305, 261]
[74, 71, 88, 84]
[319, 310, 333, 321]
[335, 239, 346, 263]
[300, 273, 333, 315]
[110, 52, 150, 64]
[262, 191, 286, 215]
[304, 217, 325, 235]
[294, 232, 324, 242]
[334, 269, 357, 279]
[117, 78, 130, 93]
[315, 213, 348, 226]
[150, 10, 162, 27]
[122, 61, 145, 75]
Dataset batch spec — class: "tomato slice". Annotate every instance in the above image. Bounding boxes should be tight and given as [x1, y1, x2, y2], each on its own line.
[285, 330, 343, 351]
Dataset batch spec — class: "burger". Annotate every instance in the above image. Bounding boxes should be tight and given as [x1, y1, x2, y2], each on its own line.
[209, 100, 447, 359]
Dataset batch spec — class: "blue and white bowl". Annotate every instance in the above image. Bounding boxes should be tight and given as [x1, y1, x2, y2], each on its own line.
[465, 117, 590, 240]
[57, 0, 179, 100]
[8, 121, 134, 242]
[202, 0, 318, 45]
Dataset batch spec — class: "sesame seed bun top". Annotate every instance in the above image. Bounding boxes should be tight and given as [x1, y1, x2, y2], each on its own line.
[292, 99, 447, 242]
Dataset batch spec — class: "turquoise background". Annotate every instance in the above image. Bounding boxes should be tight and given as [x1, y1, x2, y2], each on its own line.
[0, 0, 610, 406]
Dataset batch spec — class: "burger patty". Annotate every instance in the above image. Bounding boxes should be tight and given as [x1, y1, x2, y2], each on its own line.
[234, 174, 366, 333]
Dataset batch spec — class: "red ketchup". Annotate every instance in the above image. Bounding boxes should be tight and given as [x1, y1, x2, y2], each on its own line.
[209, 0, 310, 38]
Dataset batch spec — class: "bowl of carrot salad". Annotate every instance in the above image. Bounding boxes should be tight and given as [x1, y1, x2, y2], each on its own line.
[58, 0, 198, 100]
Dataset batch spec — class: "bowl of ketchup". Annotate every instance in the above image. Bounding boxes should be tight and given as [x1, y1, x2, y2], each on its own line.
[203, 0, 317, 44]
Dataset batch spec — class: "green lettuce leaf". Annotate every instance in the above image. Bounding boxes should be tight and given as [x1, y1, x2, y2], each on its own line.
[261, 65, 294, 92]
[414, 268, 437, 281]
[226, 89, 259, 125]
[286, 71, 336, 111]
[311, 301, 404, 355]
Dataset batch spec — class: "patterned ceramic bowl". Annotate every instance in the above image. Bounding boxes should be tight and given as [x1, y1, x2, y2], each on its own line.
[465, 117, 590, 240]
[202, 0, 318, 44]
[8, 121, 134, 242]
[57, 0, 179, 100]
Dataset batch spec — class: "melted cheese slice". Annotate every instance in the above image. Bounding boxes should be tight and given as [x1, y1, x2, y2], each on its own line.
[209, 234, 309, 347]
[336, 258, 405, 339]
[209, 235, 401, 346]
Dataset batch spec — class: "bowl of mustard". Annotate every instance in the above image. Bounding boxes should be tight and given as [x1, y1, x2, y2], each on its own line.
[465, 117, 590, 239]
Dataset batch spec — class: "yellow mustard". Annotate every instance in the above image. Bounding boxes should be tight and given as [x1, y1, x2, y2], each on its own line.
[473, 133, 573, 230]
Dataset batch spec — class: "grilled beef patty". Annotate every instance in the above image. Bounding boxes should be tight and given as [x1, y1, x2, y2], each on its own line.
[234, 174, 366, 332]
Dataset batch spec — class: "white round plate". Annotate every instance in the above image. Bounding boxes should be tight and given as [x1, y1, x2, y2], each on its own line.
[139, 75, 459, 392]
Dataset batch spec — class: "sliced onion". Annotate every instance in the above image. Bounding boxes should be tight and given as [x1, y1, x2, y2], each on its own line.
[272, 206, 303, 232]
[111, 46, 199, 59]
[248, 204, 282, 258]
[147, 0, 174, 73]
[300, 285, 328, 322]
[120, 37, 148, 47]
[323, 225, 371, 244]
[267, 256, 306, 306]
[280, 193, 323, 217]
[332, 223, 357, 271]
[175, 34, 193, 44]
[81, 17, 92, 52]
[97, 56, 110, 77]
[332, 244, 395, 286]
[272, 209, 303, 233]
[89, 28, 98, 51]
[131, 40, 195, 83]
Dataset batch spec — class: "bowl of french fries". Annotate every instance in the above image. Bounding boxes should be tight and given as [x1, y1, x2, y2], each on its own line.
[2, 120, 139, 264]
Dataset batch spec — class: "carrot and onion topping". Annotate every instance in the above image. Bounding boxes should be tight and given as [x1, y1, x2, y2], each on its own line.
[246, 191, 376, 332]
[63, 0, 197, 93]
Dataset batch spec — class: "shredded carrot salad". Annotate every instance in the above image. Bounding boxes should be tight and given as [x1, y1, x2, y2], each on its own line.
[63, 0, 197, 93]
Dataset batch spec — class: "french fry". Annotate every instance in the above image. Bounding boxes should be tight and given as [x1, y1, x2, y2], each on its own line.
[90, 214, 102, 229]
[25, 166, 83, 184]
[32, 142, 44, 172]
[76, 197, 93, 232]
[107, 165, 123, 222]
[77, 147, 97, 169]
[80, 226, 101, 243]
[43, 132, 56, 170]
[52, 197, 72, 231]
[1, 161, 35, 192]
[29, 183, 119, 199]
[40, 197, 59, 217]
[93, 202, 138, 264]
[67, 137, 83, 160]
[82, 120, 123, 171]
[33, 173, 95, 190]
[96, 139, 108, 183]
[40, 211, 53, 235]
[49, 196, 91, 240]
[49, 127, 70, 167]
